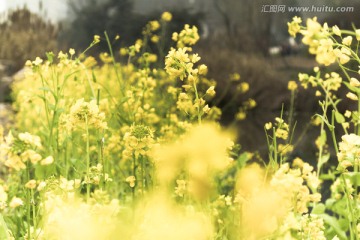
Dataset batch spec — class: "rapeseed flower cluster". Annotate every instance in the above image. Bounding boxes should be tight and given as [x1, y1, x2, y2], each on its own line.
[61, 98, 108, 131]
[288, 16, 360, 239]
[0, 131, 53, 171]
[122, 125, 154, 160]
[337, 134, 360, 171]
[165, 47, 199, 81]
[288, 16, 356, 66]
[172, 24, 200, 48]
[298, 214, 326, 240]
[234, 161, 322, 239]
[153, 123, 233, 200]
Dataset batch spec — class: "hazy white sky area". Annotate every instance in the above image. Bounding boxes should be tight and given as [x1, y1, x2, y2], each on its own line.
[0, 1, 5, 12]
[0, 0, 68, 23]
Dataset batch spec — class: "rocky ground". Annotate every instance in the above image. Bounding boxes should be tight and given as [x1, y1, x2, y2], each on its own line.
[0, 103, 13, 131]
[0, 61, 14, 132]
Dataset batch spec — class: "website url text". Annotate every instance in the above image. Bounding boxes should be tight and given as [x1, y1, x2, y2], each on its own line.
[261, 5, 354, 13]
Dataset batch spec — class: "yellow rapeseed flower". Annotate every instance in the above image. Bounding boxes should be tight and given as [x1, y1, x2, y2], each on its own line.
[93, 35, 100, 44]
[151, 35, 159, 43]
[161, 12, 172, 22]
[240, 82, 249, 93]
[230, 73, 241, 81]
[288, 81, 298, 91]
[346, 92, 358, 101]
[119, 48, 127, 56]
[356, 29, 360, 41]
[206, 86, 216, 97]
[265, 122, 272, 130]
[350, 77, 360, 87]
[9, 197, 23, 208]
[18, 132, 42, 148]
[247, 98, 257, 108]
[41, 156, 54, 165]
[32, 57, 43, 66]
[69, 48, 75, 56]
[149, 21, 160, 32]
[342, 36, 353, 46]
[202, 104, 210, 114]
[236, 111, 246, 120]
[344, 110, 352, 118]
[332, 25, 341, 36]
[126, 176, 136, 188]
[198, 64, 208, 75]
[25, 179, 37, 189]
[288, 16, 302, 37]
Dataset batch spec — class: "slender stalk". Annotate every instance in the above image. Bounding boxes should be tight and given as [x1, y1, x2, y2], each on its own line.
[358, 92, 360, 135]
[39, 73, 50, 128]
[288, 89, 296, 142]
[192, 81, 202, 124]
[330, 111, 339, 154]
[31, 189, 36, 230]
[341, 174, 357, 240]
[272, 127, 278, 167]
[26, 162, 31, 240]
[85, 114, 90, 201]
[132, 154, 136, 201]
[141, 155, 145, 196]
[316, 96, 329, 178]
[104, 31, 125, 96]
[64, 139, 69, 179]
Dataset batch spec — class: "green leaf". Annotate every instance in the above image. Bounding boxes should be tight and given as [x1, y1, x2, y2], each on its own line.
[315, 114, 334, 131]
[333, 99, 342, 106]
[312, 203, 326, 214]
[236, 152, 252, 169]
[317, 131, 327, 148]
[320, 172, 336, 181]
[325, 198, 336, 208]
[38, 87, 51, 92]
[334, 111, 345, 124]
[343, 81, 360, 94]
[48, 104, 56, 111]
[46, 51, 54, 63]
[0, 213, 11, 240]
[120, 97, 130, 104]
[319, 153, 330, 169]
[319, 214, 347, 240]
[92, 70, 97, 83]
[344, 172, 360, 185]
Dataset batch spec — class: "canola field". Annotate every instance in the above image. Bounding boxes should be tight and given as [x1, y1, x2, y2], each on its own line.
[0, 13, 359, 239]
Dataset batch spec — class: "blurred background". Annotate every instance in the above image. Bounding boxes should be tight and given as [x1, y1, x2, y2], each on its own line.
[0, 0, 359, 159]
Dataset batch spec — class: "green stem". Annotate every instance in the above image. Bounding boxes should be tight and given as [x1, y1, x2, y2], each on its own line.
[358, 92, 360, 135]
[132, 154, 136, 201]
[272, 127, 278, 167]
[141, 156, 145, 196]
[26, 162, 31, 240]
[288, 89, 296, 141]
[104, 31, 125, 96]
[330, 110, 339, 154]
[31, 189, 36, 230]
[341, 174, 357, 240]
[64, 139, 69, 179]
[317, 95, 329, 178]
[39, 73, 51, 133]
[192, 81, 202, 124]
[85, 114, 90, 201]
